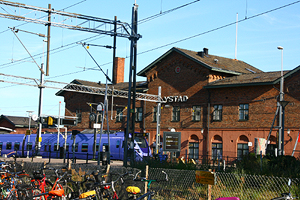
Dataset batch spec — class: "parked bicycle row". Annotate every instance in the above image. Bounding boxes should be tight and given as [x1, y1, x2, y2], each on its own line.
[0, 160, 170, 200]
[0, 159, 297, 200]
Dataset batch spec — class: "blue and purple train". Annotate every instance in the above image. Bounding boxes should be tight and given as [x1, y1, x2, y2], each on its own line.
[0, 131, 151, 160]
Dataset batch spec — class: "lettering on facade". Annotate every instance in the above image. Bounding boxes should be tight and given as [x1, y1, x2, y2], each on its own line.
[163, 95, 188, 103]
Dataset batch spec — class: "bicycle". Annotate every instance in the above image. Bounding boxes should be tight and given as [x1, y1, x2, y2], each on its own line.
[126, 170, 168, 200]
[30, 166, 54, 194]
[64, 172, 98, 200]
[108, 171, 134, 200]
[0, 164, 31, 200]
[64, 169, 112, 200]
[33, 188, 65, 200]
[31, 165, 72, 200]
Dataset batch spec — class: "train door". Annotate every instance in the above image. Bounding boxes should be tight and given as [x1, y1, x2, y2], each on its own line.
[14, 142, 20, 157]
[110, 139, 121, 160]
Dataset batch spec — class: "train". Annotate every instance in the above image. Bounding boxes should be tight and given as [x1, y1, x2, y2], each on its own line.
[0, 131, 151, 161]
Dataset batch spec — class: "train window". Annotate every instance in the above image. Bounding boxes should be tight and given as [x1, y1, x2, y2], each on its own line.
[66, 143, 69, 151]
[6, 142, 12, 150]
[27, 142, 33, 151]
[54, 143, 60, 151]
[116, 140, 120, 148]
[96, 143, 99, 151]
[0, 142, 3, 150]
[14, 142, 20, 151]
[82, 143, 88, 152]
[135, 137, 147, 148]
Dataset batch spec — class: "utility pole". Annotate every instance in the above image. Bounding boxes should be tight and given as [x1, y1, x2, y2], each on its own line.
[26, 111, 34, 158]
[104, 71, 111, 164]
[112, 16, 117, 84]
[265, 47, 288, 156]
[124, 3, 139, 167]
[278, 46, 284, 156]
[57, 101, 61, 151]
[277, 46, 289, 156]
[46, 4, 51, 76]
[155, 87, 162, 155]
[36, 63, 45, 157]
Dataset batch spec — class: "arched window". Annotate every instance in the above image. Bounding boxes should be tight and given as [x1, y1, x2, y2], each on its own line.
[189, 135, 199, 159]
[212, 135, 222, 160]
[237, 135, 249, 160]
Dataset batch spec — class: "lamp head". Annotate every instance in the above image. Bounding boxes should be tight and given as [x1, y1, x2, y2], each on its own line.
[277, 46, 283, 50]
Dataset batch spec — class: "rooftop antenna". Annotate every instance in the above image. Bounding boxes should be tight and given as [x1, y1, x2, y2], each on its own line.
[235, 13, 238, 60]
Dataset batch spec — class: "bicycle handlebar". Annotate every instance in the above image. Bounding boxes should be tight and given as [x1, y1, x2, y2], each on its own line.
[133, 170, 168, 182]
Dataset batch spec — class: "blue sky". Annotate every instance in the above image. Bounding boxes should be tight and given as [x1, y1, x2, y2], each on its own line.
[0, 0, 300, 118]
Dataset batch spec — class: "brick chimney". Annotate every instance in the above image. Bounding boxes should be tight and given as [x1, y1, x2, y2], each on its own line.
[113, 57, 125, 84]
[197, 48, 209, 58]
[203, 48, 208, 55]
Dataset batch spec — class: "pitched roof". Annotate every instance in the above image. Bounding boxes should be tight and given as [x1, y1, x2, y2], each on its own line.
[204, 65, 300, 88]
[56, 79, 148, 97]
[137, 47, 263, 76]
[0, 115, 38, 127]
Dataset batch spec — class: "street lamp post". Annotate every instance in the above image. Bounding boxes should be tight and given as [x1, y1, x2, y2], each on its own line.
[26, 111, 34, 158]
[277, 46, 285, 155]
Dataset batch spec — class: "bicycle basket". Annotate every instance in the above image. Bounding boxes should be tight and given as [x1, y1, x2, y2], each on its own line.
[33, 170, 44, 179]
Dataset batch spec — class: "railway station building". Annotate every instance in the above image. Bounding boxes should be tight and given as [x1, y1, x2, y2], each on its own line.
[56, 47, 300, 160]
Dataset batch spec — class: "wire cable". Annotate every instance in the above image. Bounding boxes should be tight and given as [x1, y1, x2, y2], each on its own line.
[138, 0, 300, 55]
[0, 0, 88, 34]
[65, 0, 300, 74]
[0, 0, 299, 78]
[0, 0, 200, 69]
[138, 0, 201, 24]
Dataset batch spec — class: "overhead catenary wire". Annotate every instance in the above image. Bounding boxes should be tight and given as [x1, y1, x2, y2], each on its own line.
[79, 42, 112, 83]
[138, 0, 300, 56]
[0, 0, 200, 70]
[61, 0, 300, 73]
[0, 0, 299, 81]
[9, 27, 45, 74]
[0, 0, 88, 35]
[138, 0, 201, 24]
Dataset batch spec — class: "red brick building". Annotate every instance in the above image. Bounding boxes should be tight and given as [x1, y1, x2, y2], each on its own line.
[57, 47, 300, 160]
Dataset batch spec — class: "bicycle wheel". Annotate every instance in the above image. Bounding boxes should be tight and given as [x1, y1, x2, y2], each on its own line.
[32, 189, 45, 200]
[17, 173, 31, 184]
[63, 185, 73, 200]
